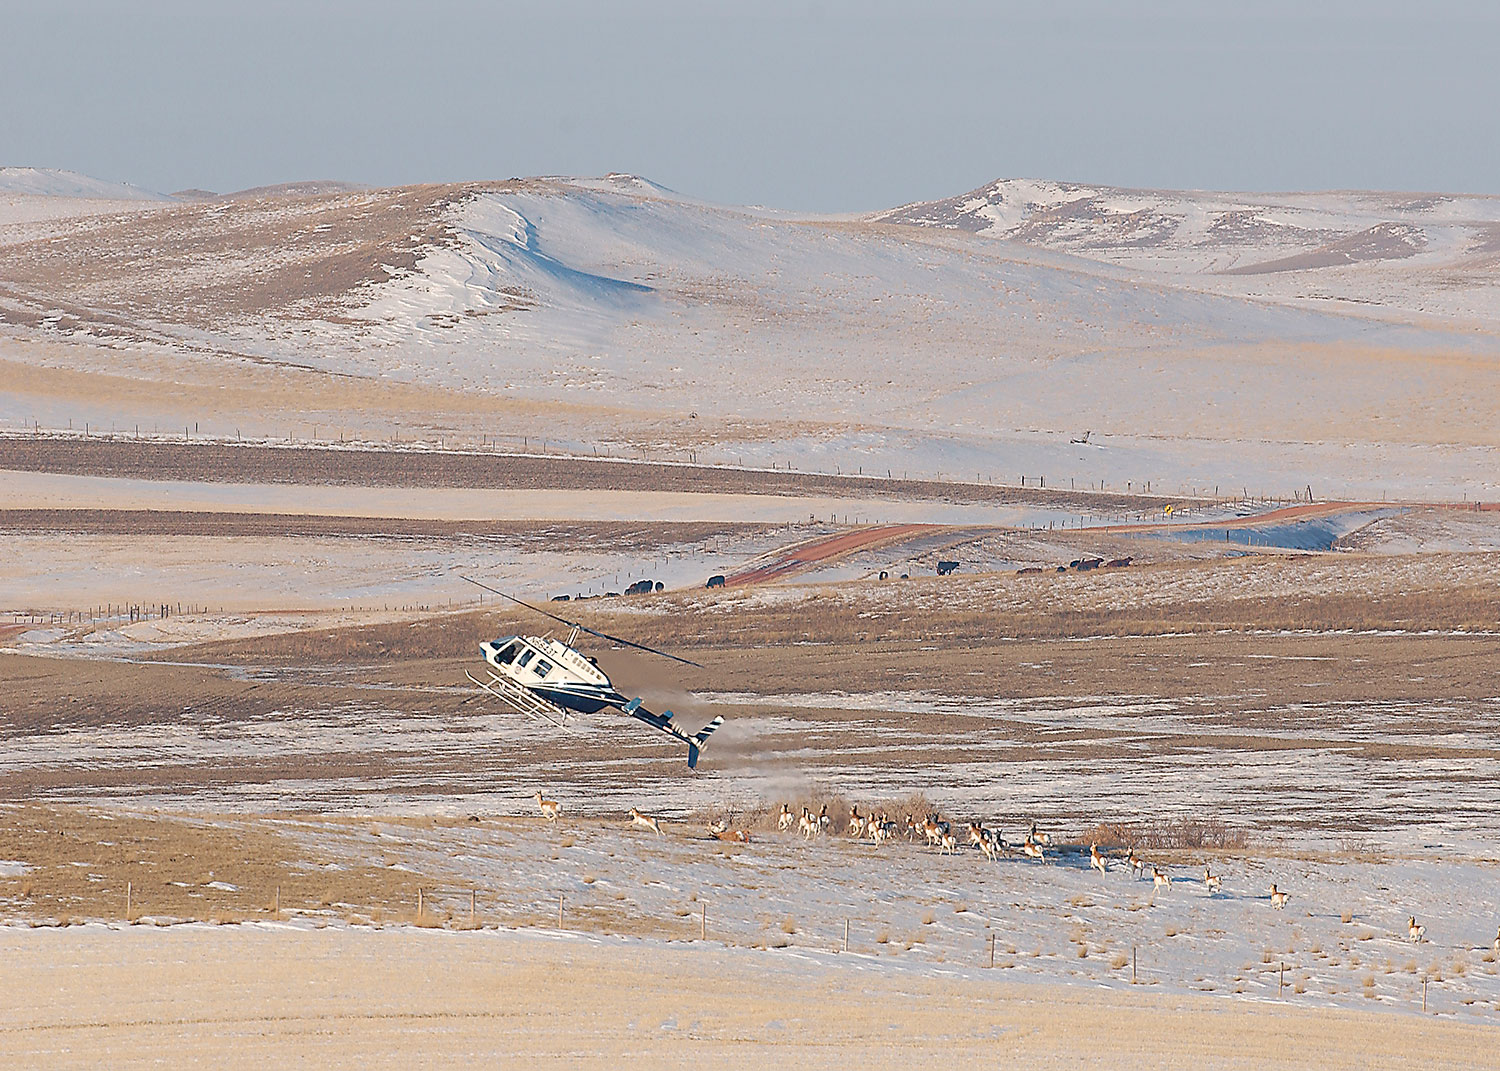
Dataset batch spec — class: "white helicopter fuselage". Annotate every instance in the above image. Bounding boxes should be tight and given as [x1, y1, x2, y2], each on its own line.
[481, 633, 627, 714]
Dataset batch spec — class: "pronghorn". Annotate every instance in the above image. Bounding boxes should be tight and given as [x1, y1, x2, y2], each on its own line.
[967, 822, 987, 850]
[904, 814, 918, 842]
[627, 807, 663, 836]
[939, 831, 959, 855]
[533, 791, 561, 822]
[978, 829, 1001, 863]
[1203, 866, 1222, 895]
[817, 805, 831, 834]
[872, 819, 898, 847]
[1089, 844, 1109, 877]
[1494, 926, 1500, 953]
[847, 806, 865, 837]
[1126, 849, 1144, 878]
[776, 804, 794, 832]
[797, 808, 817, 840]
[1028, 821, 1050, 847]
[1021, 836, 1046, 862]
[1408, 916, 1426, 943]
[1269, 884, 1290, 909]
[1152, 866, 1172, 893]
[711, 827, 751, 844]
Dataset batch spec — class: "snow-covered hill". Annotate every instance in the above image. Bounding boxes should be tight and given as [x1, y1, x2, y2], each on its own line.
[874, 178, 1500, 328]
[0, 167, 169, 201]
[1, 171, 1498, 498]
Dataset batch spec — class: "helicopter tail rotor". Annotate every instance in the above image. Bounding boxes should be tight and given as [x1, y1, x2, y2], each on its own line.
[687, 716, 725, 770]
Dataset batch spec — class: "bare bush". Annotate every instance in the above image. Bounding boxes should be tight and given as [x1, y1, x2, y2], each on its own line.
[1079, 817, 1250, 851]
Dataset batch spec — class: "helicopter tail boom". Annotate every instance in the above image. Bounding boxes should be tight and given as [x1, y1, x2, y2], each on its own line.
[623, 699, 723, 769]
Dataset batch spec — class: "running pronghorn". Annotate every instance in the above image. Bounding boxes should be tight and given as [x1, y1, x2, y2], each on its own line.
[797, 808, 817, 840]
[1126, 849, 1144, 878]
[817, 805, 832, 835]
[978, 829, 1002, 862]
[922, 817, 951, 849]
[1021, 836, 1046, 862]
[533, 791, 561, 822]
[847, 806, 865, 837]
[1028, 822, 1050, 847]
[1407, 916, 1426, 943]
[1203, 866, 1222, 895]
[1268, 884, 1290, 909]
[1494, 926, 1500, 953]
[776, 803, 795, 832]
[1089, 844, 1109, 877]
[967, 822, 988, 851]
[872, 819, 898, 847]
[627, 807, 663, 836]
[939, 830, 959, 855]
[1152, 866, 1172, 894]
[904, 814, 919, 842]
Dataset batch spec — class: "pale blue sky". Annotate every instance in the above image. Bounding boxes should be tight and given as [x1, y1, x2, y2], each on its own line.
[4, 0, 1497, 210]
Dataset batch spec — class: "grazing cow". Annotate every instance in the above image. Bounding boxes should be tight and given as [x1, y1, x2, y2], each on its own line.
[1106, 557, 1133, 568]
[705, 575, 726, 589]
[937, 560, 959, 576]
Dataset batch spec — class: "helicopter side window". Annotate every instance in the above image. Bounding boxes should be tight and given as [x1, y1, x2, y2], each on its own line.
[532, 660, 552, 677]
[517, 649, 534, 668]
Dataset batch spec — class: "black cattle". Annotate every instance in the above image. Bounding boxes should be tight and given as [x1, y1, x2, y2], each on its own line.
[625, 579, 655, 596]
[706, 574, 726, 588]
[937, 560, 959, 576]
[551, 594, 571, 602]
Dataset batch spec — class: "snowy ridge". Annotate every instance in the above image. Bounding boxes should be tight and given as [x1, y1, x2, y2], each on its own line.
[0, 167, 170, 201]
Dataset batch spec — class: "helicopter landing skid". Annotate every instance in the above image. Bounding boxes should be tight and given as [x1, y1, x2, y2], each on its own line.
[466, 670, 575, 731]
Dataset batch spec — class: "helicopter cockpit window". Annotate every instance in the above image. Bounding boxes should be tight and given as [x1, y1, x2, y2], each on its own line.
[495, 643, 519, 665]
[532, 660, 552, 677]
[517, 649, 534, 668]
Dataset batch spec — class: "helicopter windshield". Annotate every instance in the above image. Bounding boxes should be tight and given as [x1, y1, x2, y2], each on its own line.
[493, 642, 520, 665]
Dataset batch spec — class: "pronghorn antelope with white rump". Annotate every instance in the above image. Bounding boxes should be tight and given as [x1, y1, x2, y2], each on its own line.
[1269, 884, 1290, 909]
[1021, 836, 1046, 862]
[1408, 916, 1426, 942]
[1152, 867, 1172, 894]
[1089, 844, 1109, 877]
[776, 803, 794, 832]
[533, 792, 561, 822]
[627, 807, 663, 835]
[1203, 866, 1222, 895]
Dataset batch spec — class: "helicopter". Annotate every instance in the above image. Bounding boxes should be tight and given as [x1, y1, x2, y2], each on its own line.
[459, 576, 723, 769]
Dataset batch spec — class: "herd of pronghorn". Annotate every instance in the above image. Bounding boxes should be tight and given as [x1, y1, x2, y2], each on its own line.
[532, 793, 1477, 946]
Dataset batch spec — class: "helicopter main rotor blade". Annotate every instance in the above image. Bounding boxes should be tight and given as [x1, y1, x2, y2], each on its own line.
[458, 575, 703, 668]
